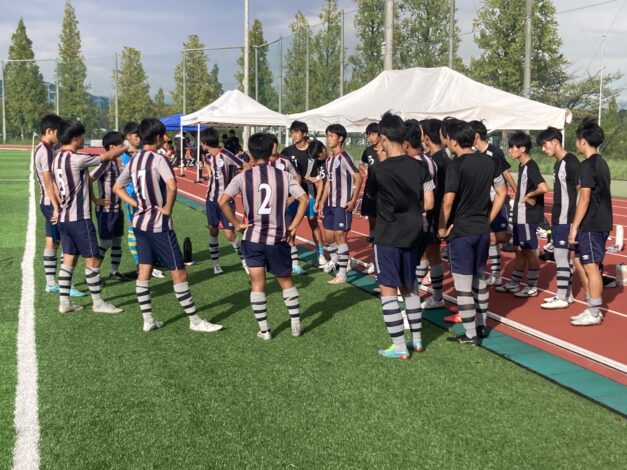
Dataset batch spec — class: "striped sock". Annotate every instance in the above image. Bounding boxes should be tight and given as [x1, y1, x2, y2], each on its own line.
[472, 276, 489, 327]
[290, 246, 299, 268]
[282, 287, 300, 327]
[231, 238, 244, 260]
[452, 273, 476, 338]
[415, 258, 428, 285]
[430, 263, 444, 302]
[325, 243, 338, 264]
[567, 263, 574, 299]
[250, 291, 269, 332]
[43, 248, 58, 286]
[59, 264, 73, 306]
[527, 268, 539, 288]
[110, 237, 122, 273]
[511, 269, 523, 285]
[174, 282, 197, 317]
[135, 280, 153, 322]
[489, 245, 501, 276]
[588, 297, 602, 317]
[98, 238, 112, 261]
[316, 245, 324, 256]
[403, 291, 422, 344]
[337, 243, 349, 276]
[554, 248, 570, 301]
[381, 296, 406, 353]
[209, 235, 220, 267]
[127, 226, 139, 265]
[85, 267, 103, 304]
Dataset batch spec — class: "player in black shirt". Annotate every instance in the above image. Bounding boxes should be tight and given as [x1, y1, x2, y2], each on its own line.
[537, 127, 580, 309]
[439, 118, 506, 345]
[569, 118, 612, 326]
[365, 112, 434, 359]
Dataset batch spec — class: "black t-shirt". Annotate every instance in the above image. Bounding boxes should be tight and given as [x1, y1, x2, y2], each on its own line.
[552, 153, 580, 224]
[280, 142, 321, 196]
[361, 145, 380, 167]
[579, 154, 612, 232]
[429, 149, 449, 226]
[483, 143, 510, 174]
[513, 159, 545, 225]
[365, 155, 434, 248]
[444, 152, 504, 239]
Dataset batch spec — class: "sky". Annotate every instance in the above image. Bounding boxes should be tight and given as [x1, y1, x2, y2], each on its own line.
[0, 0, 625, 105]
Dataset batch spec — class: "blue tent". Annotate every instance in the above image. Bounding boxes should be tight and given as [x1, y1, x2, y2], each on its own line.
[160, 113, 207, 132]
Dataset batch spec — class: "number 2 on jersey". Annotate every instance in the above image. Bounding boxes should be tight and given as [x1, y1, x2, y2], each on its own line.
[258, 183, 272, 215]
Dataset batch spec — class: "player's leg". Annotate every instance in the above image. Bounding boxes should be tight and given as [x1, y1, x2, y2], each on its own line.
[274, 243, 302, 337]
[321, 206, 338, 271]
[329, 228, 349, 284]
[221, 200, 246, 271]
[285, 202, 304, 275]
[58, 237, 81, 314]
[124, 202, 139, 268]
[41, 205, 60, 292]
[422, 235, 446, 309]
[514, 225, 539, 297]
[397, 246, 423, 353]
[471, 234, 490, 338]
[542, 224, 572, 309]
[240, 240, 271, 339]
[109, 212, 125, 280]
[206, 200, 223, 273]
[497, 224, 525, 293]
[487, 205, 509, 285]
[571, 232, 607, 325]
[308, 213, 326, 266]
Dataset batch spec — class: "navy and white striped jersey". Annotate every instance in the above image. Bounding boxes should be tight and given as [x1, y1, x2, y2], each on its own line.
[204, 148, 245, 203]
[91, 160, 122, 213]
[52, 151, 102, 222]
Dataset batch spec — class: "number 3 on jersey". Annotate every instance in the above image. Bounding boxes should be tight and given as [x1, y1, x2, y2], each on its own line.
[258, 183, 272, 215]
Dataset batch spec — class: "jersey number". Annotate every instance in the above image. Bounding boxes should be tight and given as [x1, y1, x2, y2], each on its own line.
[55, 168, 67, 197]
[258, 183, 272, 215]
[134, 169, 148, 200]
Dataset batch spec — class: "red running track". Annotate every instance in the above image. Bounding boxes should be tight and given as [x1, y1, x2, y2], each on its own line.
[174, 169, 626, 385]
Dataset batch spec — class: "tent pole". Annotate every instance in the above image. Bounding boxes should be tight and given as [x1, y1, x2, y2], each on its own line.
[196, 123, 201, 183]
[179, 123, 184, 176]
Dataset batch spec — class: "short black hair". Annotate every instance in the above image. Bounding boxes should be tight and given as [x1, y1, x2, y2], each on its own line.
[365, 122, 380, 135]
[576, 117, 604, 147]
[122, 121, 139, 137]
[229, 129, 236, 135]
[537, 127, 563, 146]
[102, 131, 124, 150]
[420, 118, 442, 145]
[248, 132, 274, 161]
[268, 133, 279, 145]
[57, 119, 86, 145]
[440, 116, 457, 139]
[404, 119, 422, 149]
[508, 131, 532, 153]
[289, 120, 308, 134]
[444, 118, 475, 149]
[307, 140, 326, 160]
[138, 118, 166, 145]
[325, 123, 347, 143]
[200, 127, 220, 147]
[378, 112, 406, 144]
[40, 114, 63, 135]
[469, 120, 488, 140]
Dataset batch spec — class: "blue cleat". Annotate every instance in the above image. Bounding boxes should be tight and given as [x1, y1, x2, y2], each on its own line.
[45, 283, 60, 293]
[292, 265, 305, 275]
[406, 340, 424, 353]
[378, 344, 410, 360]
[70, 286, 86, 297]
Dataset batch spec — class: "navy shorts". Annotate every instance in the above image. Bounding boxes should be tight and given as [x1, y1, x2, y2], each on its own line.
[40, 204, 55, 238]
[206, 200, 234, 230]
[490, 204, 509, 233]
[135, 229, 185, 270]
[96, 211, 124, 240]
[322, 206, 352, 231]
[448, 234, 489, 276]
[58, 219, 101, 259]
[241, 240, 291, 277]
[551, 224, 572, 250]
[360, 194, 377, 218]
[374, 244, 422, 288]
[513, 223, 538, 250]
[287, 196, 317, 220]
[575, 231, 609, 265]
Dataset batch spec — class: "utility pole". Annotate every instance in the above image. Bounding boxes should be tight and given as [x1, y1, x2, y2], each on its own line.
[599, 35, 606, 125]
[523, 0, 532, 98]
[243, 0, 250, 147]
[448, 0, 455, 69]
[182, 50, 187, 114]
[383, 0, 394, 70]
[305, 25, 310, 110]
[114, 53, 119, 131]
[1, 61, 5, 143]
[340, 9, 345, 96]
[254, 46, 259, 102]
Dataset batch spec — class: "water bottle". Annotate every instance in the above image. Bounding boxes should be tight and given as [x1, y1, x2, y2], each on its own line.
[615, 225, 624, 251]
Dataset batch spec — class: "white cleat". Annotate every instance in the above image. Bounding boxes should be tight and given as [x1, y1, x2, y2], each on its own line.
[323, 260, 336, 274]
[327, 275, 347, 285]
[152, 268, 165, 279]
[242, 260, 250, 275]
[257, 329, 272, 340]
[570, 309, 589, 322]
[513, 286, 538, 298]
[143, 319, 164, 332]
[496, 282, 521, 293]
[291, 323, 302, 337]
[317, 255, 327, 268]
[59, 303, 83, 314]
[92, 302, 124, 314]
[486, 275, 504, 286]
[190, 319, 223, 333]
[367, 262, 375, 274]
[545, 295, 574, 304]
[421, 298, 445, 310]
[346, 257, 353, 272]
[541, 296, 570, 309]
[570, 310, 603, 326]
[422, 273, 432, 286]
[213, 265, 224, 275]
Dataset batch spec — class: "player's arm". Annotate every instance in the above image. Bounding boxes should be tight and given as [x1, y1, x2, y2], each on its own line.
[503, 169, 517, 194]
[346, 169, 363, 213]
[523, 181, 549, 206]
[158, 179, 177, 217]
[113, 170, 138, 208]
[98, 144, 126, 162]
[316, 179, 330, 216]
[219, 176, 248, 231]
[490, 179, 507, 223]
[438, 192, 456, 239]
[569, 187, 590, 245]
[42, 171, 60, 220]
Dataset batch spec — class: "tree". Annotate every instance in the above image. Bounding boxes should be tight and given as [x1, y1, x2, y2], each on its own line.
[346, 1, 384, 92]
[309, 0, 342, 108]
[600, 96, 626, 159]
[4, 18, 49, 140]
[283, 11, 311, 113]
[236, 19, 278, 110]
[153, 88, 171, 118]
[172, 35, 223, 113]
[398, 0, 463, 70]
[112, 47, 152, 125]
[57, 1, 89, 120]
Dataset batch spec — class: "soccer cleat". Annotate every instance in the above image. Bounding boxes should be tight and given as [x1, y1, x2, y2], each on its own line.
[328, 275, 347, 285]
[476, 325, 489, 339]
[109, 271, 128, 281]
[213, 265, 224, 275]
[346, 258, 353, 272]
[513, 286, 538, 298]
[378, 344, 410, 359]
[257, 329, 272, 340]
[544, 295, 574, 304]
[143, 319, 164, 332]
[496, 282, 520, 293]
[92, 302, 124, 314]
[541, 297, 570, 309]
[58, 303, 83, 314]
[570, 309, 589, 322]
[317, 255, 327, 268]
[603, 276, 617, 288]
[292, 265, 305, 275]
[242, 261, 250, 275]
[571, 310, 603, 326]
[291, 323, 302, 337]
[444, 312, 462, 323]
[322, 260, 337, 274]
[486, 275, 503, 287]
[446, 333, 480, 345]
[367, 262, 375, 274]
[190, 319, 223, 333]
[152, 268, 165, 279]
[421, 298, 445, 310]
[422, 273, 432, 286]
[406, 339, 424, 353]
[45, 283, 60, 293]
[70, 286, 86, 297]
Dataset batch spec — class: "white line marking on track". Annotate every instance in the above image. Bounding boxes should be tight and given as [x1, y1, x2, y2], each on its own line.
[12, 148, 40, 470]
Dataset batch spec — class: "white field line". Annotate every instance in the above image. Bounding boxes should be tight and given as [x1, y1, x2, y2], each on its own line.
[12, 148, 40, 469]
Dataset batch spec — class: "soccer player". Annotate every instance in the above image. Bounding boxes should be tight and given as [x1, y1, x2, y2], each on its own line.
[439, 118, 507, 344]
[90, 131, 128, 281]
[199, 127, 247, 275]
[113, 118, 222, 333]
[470, 120, 517, 286]
[365, 113, 434, 359]
[497, 132, 548, 297]
[219, 133, 309, 340]
[569, 118, 612, 326]
[281, 120, 326, 267]
[316, 124, 363, 284]
[537, 127, 580, 309]
[52, 120, 125, 314]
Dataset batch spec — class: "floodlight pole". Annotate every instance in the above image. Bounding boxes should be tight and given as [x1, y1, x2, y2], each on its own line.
[182, 50, 187, 115]
[243, 0, 250, 149]
[340, 9, 345, 96]
[254, 45, 259, 102]
[278, 36, 283, 113]
[305, 25, 310, 110]
[55, 59, 60, 115]
[598, 35, 606, 125]
[114, 53, 119, 131]
[448, 0, 455, 69]
[1, 60, 5, 143]
[383, 0, 394, 70]
[523, 0, 532, 98]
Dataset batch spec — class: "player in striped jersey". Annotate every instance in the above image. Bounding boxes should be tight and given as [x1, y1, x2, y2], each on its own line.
[114, 118, 222, 334]
[199, 127, 248, 275]
[538, 127, 580, 309]
[219, 133, 309, 340]
[90, 131, 129, 282]
[316, 124, 363, 285]
[51, 120, 125, 314]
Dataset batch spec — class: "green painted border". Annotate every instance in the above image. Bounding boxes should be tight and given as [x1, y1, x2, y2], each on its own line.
[176, 194, 627, 417]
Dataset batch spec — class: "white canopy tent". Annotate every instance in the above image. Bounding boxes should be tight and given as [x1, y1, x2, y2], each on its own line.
[289, 67, 571, 132]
